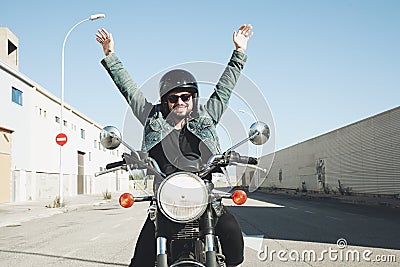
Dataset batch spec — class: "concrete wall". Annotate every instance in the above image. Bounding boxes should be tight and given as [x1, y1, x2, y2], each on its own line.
[258, 106, 400, 196]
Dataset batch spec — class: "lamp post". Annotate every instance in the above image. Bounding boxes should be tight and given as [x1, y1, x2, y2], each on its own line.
[59, 14, 105, 207]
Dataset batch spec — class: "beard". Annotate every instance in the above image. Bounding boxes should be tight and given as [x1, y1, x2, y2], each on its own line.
[170, 104, 192, 119]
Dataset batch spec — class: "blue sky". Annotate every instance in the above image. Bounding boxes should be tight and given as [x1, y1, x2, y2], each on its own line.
[1, 0, 399, 151]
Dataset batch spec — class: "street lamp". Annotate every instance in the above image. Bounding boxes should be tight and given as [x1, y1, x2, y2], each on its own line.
[59, 14, 105, 207]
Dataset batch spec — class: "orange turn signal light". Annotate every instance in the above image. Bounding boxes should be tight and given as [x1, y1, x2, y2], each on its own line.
[119, 193, 134, 208]
[232, 190, 247, 205]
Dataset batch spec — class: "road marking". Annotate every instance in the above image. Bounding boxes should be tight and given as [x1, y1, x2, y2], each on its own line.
[305, 210, 315, 214]
[215, 190, 285, 207]
[242, 232, 264, 252]
[289, 206, 298, 210]
[223, 197, 285, 208]
[90, 233, 105, 241]
[326, 216, 343, 221]
[112, 223, 121, 229]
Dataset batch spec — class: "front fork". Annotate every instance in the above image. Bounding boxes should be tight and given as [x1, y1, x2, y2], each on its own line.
[202, 204, 219, 267]
[150, 204, 169, 267]
[156, 236, 168, 267]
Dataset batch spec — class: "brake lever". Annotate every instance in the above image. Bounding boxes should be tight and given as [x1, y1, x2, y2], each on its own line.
[230, 162, 268, 173]
[95, 165, 127, 177]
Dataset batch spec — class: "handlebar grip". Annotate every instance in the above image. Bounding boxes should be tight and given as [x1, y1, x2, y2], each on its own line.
[106, 160, 125, 170]
[247, 156, 258, 165]
[238, 156, 258, 165]
[227, 151, 258, 165]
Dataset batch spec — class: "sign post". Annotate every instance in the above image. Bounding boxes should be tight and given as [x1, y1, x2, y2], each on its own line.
[56, 132, 67, 207]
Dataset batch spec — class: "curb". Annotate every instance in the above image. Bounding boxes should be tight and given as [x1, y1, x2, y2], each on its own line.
[257, 189, 400, 209]
[62, 200, 110, 212]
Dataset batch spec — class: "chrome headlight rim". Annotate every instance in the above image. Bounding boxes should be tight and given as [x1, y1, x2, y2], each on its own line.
[156, 172, 208, 223]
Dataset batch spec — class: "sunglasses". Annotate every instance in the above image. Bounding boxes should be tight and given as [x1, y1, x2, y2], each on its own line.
[167, 94, 192, 103]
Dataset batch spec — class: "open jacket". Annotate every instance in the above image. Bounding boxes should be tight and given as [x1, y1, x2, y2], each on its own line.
[101, 50, 247, 154]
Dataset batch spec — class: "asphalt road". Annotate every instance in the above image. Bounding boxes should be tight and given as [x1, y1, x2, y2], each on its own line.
[227, 191, 400, 266]
[231, 191, 400, 249]
[0, 192, 399, 266]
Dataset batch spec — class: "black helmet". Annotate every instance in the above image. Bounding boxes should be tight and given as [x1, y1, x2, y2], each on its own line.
[159, 69, 199, 118]
[159, 69, 198, 98]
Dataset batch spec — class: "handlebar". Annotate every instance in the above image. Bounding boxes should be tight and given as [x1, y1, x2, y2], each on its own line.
[106, 160, 125, 170]
[237, 155, 258, 165]
[198, 151, 259, 178]
[227, 151, 258, 165]
[94, 165, 125, 177]
[98, 150, 260, 178]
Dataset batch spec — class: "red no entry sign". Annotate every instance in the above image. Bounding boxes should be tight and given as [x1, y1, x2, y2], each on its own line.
[56, 133, 68, 146]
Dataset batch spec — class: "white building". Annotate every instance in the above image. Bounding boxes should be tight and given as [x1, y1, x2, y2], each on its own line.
[0, 27, 129, 203]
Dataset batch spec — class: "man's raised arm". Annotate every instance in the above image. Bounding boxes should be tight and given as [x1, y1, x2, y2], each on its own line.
[96, 28, 153, 125]
[205, 24, 254, 123]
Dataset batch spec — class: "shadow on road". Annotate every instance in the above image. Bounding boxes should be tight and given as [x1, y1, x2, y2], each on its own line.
[226, 191, 400, 251]
[0, 249, 127, 266]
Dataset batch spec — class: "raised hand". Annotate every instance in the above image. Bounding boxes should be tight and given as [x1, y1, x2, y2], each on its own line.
[96, 28, 115, 56]
[233, 24, 254, 52]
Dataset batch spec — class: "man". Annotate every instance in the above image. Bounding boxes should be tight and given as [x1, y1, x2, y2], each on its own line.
[96, 24, 253, 267]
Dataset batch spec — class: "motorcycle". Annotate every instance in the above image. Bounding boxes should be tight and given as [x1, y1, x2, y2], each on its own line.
[95, 121, 270, 267]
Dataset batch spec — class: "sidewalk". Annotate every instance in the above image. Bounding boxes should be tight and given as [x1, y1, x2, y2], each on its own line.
[0, 190, 149, 228]
[257, 188, 400, 209]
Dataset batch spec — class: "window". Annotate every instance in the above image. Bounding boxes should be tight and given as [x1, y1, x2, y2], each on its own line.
[94, 140, 97, 149]
[12, 87, 23, 105]
[55, 116, 60, 123]
[8, 40, 17, 55]
[37, 107, 47, 118]
[80, 129, 85, 139]
[63, 120, 67, 127]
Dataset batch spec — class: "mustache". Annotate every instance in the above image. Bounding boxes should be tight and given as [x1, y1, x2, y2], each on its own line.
[173, 104, 188, 109]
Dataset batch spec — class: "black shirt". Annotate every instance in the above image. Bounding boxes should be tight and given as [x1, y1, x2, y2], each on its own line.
[149, 126, 212, 175]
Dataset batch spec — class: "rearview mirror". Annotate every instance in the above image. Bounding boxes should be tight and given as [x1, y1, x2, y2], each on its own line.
[100, 126, 122, 150]
[249, 121, 270, 145]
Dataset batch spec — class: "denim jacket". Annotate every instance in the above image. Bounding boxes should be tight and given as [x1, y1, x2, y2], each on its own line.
[101, 50, 247, 154]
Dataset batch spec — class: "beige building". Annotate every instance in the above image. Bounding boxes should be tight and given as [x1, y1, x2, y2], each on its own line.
[0, 28, 18, 71]
[257, 106, 400, 196]
[0, 127, 13, 203]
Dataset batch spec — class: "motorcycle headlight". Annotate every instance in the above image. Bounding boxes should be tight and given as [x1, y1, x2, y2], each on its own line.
[157, 172, 208, 223]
